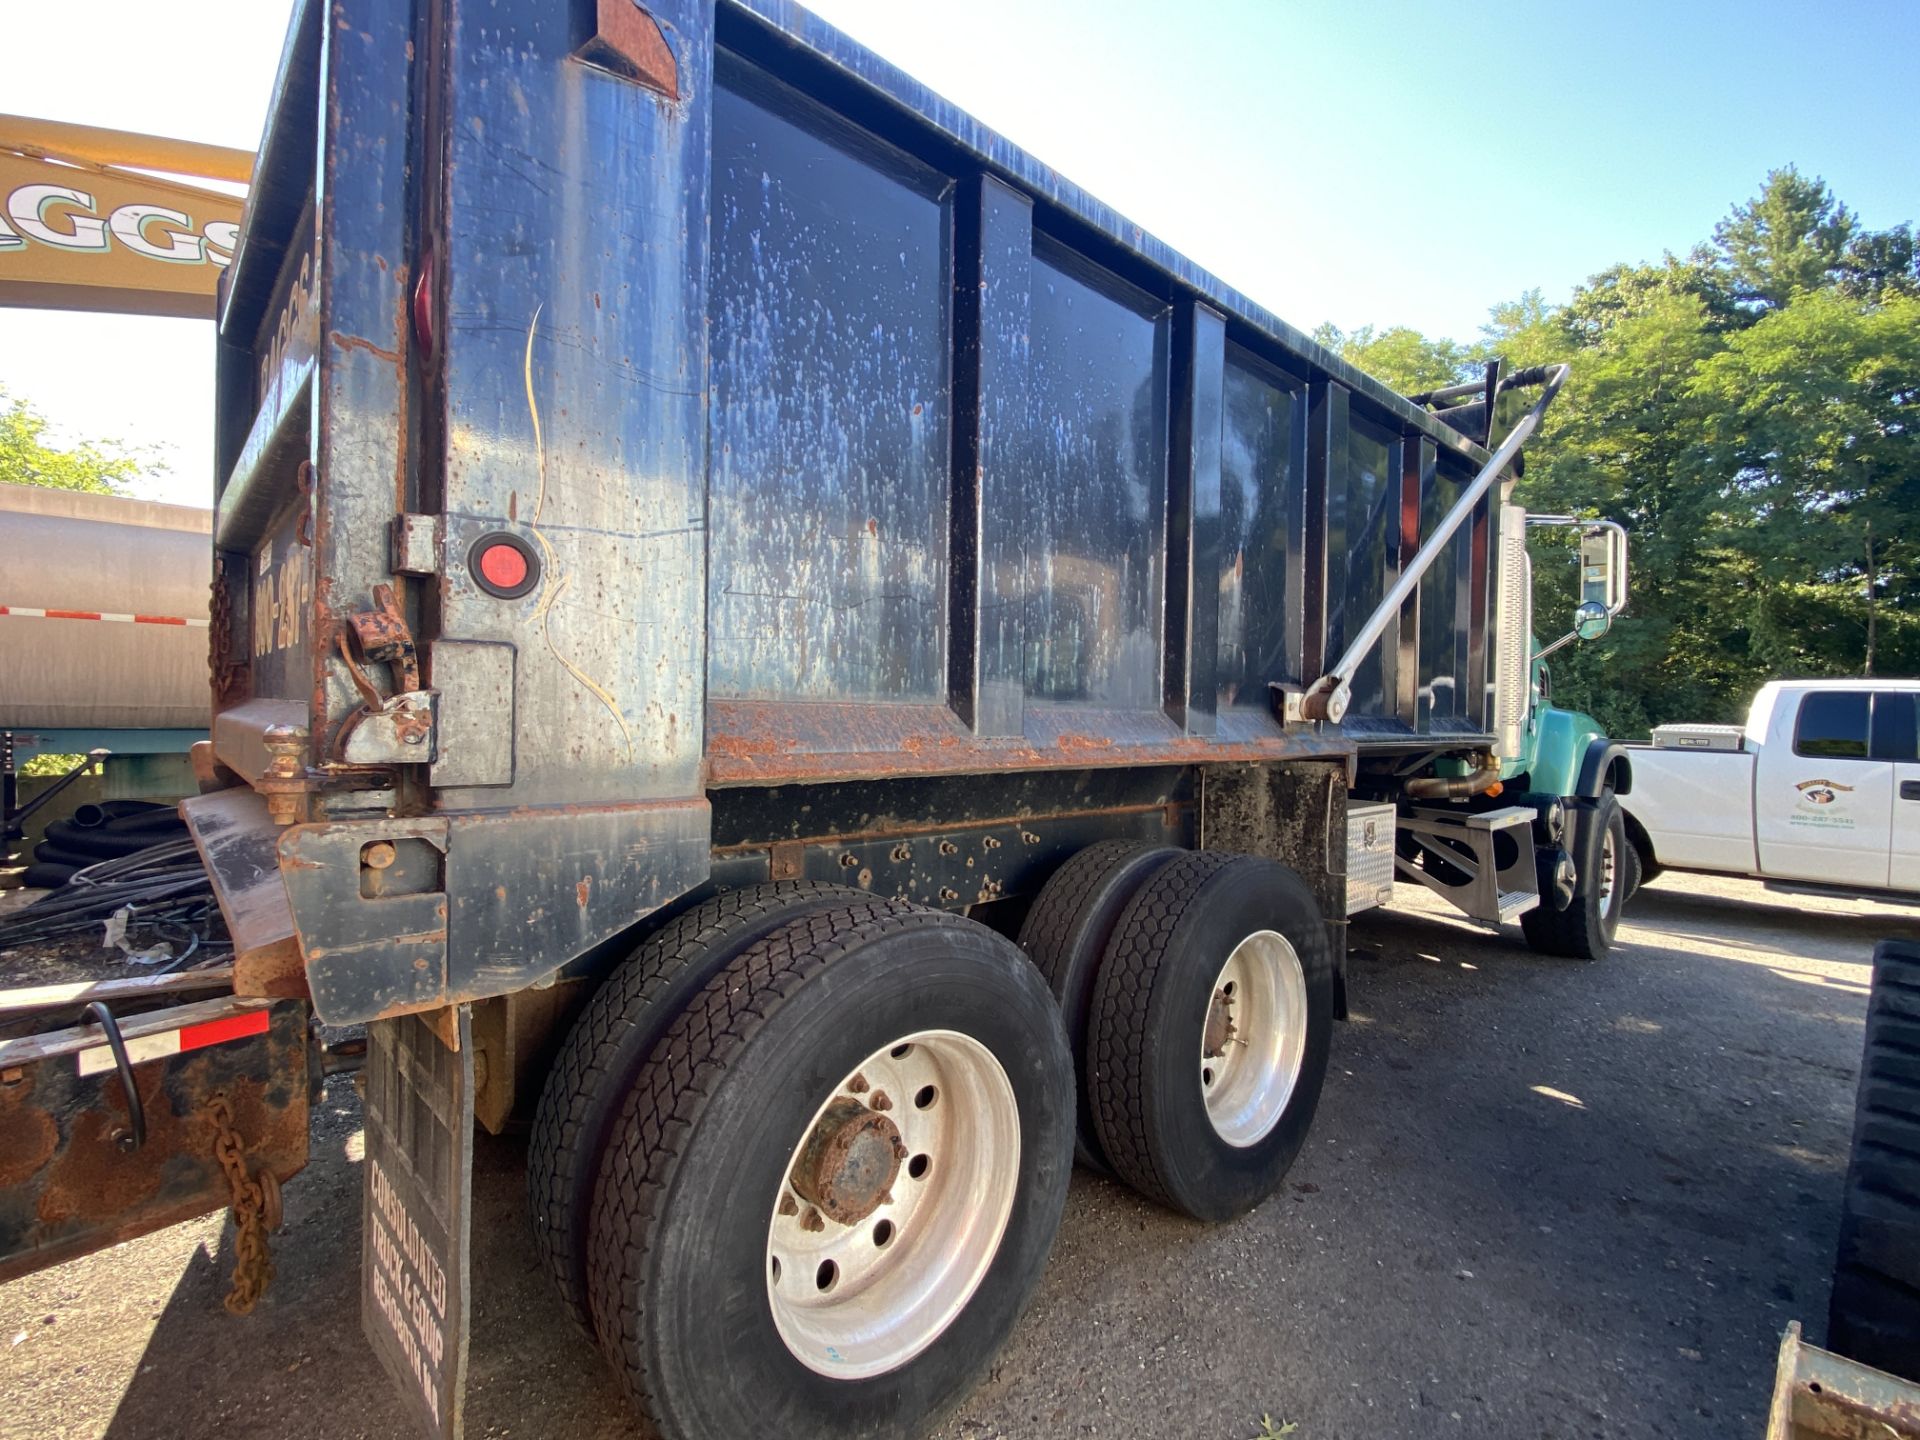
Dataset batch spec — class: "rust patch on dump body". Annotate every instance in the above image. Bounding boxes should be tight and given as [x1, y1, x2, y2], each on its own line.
[329, 329, 404, 365]
[234, 934, 311, 1000]
[577, 0, 680, 99]
[706, 698, 1358, 788]
[708, 739, 1334, 786]
[576, 875, 593, 908]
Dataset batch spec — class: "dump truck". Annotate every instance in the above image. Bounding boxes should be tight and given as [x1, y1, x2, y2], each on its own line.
[0, 2, 1636, 1436]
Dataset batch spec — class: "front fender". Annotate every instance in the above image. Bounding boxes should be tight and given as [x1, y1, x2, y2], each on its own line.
[1576, 740, 1633, 798]
[1528, 706, 1627, 798]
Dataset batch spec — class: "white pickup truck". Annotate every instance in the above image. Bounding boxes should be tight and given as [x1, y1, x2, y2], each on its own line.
[1620, 679, 1920, 897]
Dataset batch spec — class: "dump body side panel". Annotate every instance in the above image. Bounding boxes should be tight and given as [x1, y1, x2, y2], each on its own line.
[701, 1, 1500, 782]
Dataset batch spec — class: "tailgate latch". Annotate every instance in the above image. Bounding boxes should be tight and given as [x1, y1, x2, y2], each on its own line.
[336, 583, 439, 765]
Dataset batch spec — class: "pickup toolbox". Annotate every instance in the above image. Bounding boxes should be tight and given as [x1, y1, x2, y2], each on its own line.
[1621, 679, 1920, 896]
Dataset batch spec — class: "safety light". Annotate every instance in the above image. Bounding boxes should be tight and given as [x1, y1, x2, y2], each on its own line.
[469, 533, 539, 598]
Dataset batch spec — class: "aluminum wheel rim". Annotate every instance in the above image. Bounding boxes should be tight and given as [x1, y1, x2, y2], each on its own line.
[1597, 828, 1619, 920]
[766, 1028, 1019, 1379]
[1200, 930, 1307, 1148]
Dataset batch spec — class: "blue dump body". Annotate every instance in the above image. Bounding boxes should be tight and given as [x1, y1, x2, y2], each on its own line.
[203, 0, 1507, 1024]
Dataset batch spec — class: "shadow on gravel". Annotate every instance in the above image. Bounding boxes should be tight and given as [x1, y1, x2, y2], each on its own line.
[100, 1079, 389, 1440]
[1630, 883, 1920, 952]
[73, 879, 1882, 1440]
[1274, 899, 1870, 1439]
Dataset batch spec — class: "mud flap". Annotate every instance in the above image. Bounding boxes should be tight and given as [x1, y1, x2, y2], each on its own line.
[362, 1008, 473, 1439]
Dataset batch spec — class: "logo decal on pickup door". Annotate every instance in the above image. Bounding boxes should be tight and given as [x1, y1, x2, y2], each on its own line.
[1791, 778, 1856, 828]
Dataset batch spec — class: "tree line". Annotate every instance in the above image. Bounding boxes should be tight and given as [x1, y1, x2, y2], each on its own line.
[1317, 167, 1920, 740]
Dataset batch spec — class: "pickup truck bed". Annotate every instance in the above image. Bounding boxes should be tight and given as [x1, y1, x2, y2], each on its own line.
[1622, 744, 1758, 875]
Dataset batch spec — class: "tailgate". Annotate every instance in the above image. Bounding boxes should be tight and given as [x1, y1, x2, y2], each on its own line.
[199, 0, 711, 1028]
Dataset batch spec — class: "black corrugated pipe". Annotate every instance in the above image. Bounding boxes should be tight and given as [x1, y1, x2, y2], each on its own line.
[71, 800, 177, 829]
[43, 816, 188, 859]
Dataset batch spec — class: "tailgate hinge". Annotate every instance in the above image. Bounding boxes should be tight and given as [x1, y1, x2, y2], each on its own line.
[337, 583, 439, 765]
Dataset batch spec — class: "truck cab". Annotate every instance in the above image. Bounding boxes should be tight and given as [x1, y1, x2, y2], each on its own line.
[1622, 679, 1920, 896]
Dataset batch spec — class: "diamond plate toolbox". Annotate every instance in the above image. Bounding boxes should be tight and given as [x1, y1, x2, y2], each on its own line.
[1345, 801, 1397, 915]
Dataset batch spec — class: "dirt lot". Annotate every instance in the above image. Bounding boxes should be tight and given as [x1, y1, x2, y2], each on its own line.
[3, 870, 1915, 1440]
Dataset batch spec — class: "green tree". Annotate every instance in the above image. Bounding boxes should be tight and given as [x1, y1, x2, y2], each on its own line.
[1325, 169, 1920, 739]
[1838, 223, 1920, 303]
[1689, 290, 1920, 676]
[1313, 322, 1473, 395]
[1514, 284, 1742, 738]
[0, 387, 146, 494]
[1711, 166, 1856, 310]
[1526, 197, 1920, 732]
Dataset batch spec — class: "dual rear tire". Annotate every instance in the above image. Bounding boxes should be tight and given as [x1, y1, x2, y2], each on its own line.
[1023, 845, 1334, 1221]
[531, 846, 1334, 1440]
[583, 902, 1073, 1438]
[1085, 850, 1333, 1222]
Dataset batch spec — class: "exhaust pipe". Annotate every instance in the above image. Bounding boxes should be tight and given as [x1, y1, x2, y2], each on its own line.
[1405, 754, 1502, 801]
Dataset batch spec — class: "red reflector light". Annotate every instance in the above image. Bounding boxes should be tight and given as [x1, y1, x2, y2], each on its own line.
[478, 542, 529, 591]
[468, 532, 540, 598]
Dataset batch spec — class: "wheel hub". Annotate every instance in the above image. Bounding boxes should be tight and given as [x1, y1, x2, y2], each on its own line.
[1199, 929, 1308, 1149]
[1203, 987, 1237, 1058]
[789, 1097, 907, 1225]
[766, 1029, 1021, 1380]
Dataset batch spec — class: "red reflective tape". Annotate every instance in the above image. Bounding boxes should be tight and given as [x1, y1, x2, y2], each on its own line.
[177, 1009, 272, 1052]
[1, 605, 208, 626]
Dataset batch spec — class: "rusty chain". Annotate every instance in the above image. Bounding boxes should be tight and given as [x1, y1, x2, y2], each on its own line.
[207, 1094, 280, 1316]
[207, 556, 248, 704]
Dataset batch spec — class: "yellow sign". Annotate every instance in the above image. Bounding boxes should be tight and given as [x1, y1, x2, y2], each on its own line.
[0, 116, 251, 320]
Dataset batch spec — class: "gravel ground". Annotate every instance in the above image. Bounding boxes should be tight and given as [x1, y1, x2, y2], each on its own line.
[3, 870, 1914, 1440]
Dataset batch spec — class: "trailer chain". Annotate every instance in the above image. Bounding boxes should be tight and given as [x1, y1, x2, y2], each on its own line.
[207, 1094, 279, 1315]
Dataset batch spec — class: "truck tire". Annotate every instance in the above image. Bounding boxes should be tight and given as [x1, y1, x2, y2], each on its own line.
[586, 902, 1074, 1440]
[1521, 795, 1626, 961]
[1827, 939, 1920, 1378]
[1620, 828, 1644, 906]
[528, 881, 867, 1331]
[1085, 852, 1334, 1222]
[1018, 840, 1181, 1171]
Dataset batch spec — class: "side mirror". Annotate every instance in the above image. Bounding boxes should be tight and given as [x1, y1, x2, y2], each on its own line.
[1579, 523, 1627, 615]
[1525, 513, 1630, 660]
[1573, 599, 1611, 641]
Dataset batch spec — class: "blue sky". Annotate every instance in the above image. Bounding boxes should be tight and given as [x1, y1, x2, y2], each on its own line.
[2, 0, 1914, 506]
